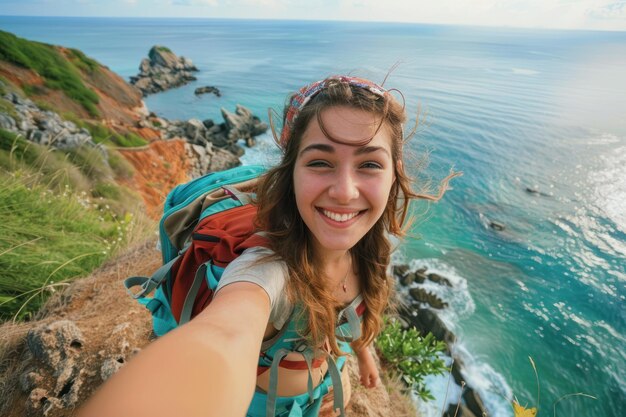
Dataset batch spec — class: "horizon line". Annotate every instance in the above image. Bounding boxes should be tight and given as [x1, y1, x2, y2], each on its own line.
[1, 14, 625, 33]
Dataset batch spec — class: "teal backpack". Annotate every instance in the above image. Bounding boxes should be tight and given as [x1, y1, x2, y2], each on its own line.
[125, 165, 362, 416]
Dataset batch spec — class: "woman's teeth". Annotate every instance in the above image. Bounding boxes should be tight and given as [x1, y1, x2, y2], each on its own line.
[322, 210, 359, 222]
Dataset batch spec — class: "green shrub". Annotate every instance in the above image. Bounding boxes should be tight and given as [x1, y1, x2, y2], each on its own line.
[376, 318, 448, 402]
[0, 30, 100, 117]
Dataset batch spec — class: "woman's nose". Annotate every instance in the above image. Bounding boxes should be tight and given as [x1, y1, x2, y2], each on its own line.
[328, 169, 359, 203]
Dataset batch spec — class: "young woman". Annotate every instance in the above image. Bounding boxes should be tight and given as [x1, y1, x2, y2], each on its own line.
[80, 75, 458, 417]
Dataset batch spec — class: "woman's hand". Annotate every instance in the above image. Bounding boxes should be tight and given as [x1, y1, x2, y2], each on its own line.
[355, 345, 380, 388]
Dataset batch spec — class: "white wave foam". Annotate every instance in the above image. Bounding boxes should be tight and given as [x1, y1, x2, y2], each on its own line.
[453, 344, 514, 417]
[237, 134, 281, 167]
[417, 360, 462, 417]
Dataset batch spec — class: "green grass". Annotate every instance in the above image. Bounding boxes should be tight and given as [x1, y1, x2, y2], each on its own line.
[0, 129, 91, 193]
[0, 173, 119, 321]
[0, 129, 153, 321]
[0, 129, 144, 211]
[82, 121, 148, 148]
[0, 30, 100, 117]
[155, 46, 172, 53]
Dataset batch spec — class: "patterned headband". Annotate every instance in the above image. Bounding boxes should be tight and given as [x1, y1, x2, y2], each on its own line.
[279, 75, 388, 147]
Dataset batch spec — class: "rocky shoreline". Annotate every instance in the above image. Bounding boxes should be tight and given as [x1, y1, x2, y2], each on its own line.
[0, 85, 268, 182]
[392, 265, 489, 417]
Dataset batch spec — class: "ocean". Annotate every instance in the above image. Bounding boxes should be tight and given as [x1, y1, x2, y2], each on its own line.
[1, 16, 624, 417]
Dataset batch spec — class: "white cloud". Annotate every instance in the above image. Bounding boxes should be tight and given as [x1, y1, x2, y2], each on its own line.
[333, 0, 626, 30]
[587, 0, 626, 19]
[240, 0, 284, 6]
[171, 0, 219, 6]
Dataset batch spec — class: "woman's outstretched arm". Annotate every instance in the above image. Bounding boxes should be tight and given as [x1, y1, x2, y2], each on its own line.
[78, 282, 270, 417]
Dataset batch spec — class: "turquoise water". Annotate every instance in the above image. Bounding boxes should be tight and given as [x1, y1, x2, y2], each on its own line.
[1, 16, 624, 417]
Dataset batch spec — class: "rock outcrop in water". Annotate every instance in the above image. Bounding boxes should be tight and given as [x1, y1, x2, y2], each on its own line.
[162, 104, 268, 156]
[130, 46, 198, 96]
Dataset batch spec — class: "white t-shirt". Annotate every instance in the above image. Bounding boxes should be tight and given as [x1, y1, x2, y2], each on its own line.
[214, 246, 293, 329]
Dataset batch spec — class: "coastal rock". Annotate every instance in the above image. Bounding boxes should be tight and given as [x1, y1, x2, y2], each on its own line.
[489, 220, 505, 231]
[409, 287, 449, 309]
[129, 46, 198, 96]
[525, 186, 550, 197]
[463, 387, 488, 417]
[221, 104, 269, 148]
[26, 320, 84, 370]
[428, 273, 452, 287]
[403, 307, 456, 348]
[164, 104, 267, 167]
[393, 264, 409, 278]
[444, 403, 477, 417]
[185, 141, 240, 178]
[2, 94, 99, 151]
[400, 272, 415, 286]
[195, 86, 221, 97]
[23, 320, 86, 411]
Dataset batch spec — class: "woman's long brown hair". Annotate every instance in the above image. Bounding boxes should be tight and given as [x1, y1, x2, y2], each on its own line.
[255, 77, 461, 356]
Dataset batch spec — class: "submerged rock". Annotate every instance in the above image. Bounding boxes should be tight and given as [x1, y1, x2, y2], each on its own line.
[194, 86, 221, 97]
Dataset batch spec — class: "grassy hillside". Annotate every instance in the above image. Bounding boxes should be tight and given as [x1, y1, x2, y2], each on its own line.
[0, 30, 100, 117]
[0, 129, 154, 321]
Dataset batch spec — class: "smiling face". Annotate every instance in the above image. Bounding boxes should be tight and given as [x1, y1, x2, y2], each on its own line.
[293, 105, 396, 260]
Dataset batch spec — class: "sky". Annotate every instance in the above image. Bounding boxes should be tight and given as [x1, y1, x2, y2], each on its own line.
[1, 0, 625, 31]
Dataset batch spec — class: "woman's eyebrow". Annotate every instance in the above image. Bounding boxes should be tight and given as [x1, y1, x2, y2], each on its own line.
[299, 143, 334, 156]
[355, 145, 391, 158]
[299, 143, 391, 158]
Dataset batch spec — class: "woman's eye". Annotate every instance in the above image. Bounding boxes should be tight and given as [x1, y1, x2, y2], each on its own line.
[360, 161, 383, 169]
[307, 160, 331, 168]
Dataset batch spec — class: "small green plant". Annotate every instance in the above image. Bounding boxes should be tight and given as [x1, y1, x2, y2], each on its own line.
[376, 317, 447, 401]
